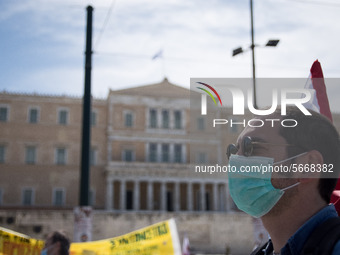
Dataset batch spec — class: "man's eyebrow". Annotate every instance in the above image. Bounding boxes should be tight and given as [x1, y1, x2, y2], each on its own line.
[235, 136, 267, 145]
[250, 137, 267, 143]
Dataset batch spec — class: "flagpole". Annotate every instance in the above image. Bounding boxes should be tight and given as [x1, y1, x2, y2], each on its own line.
[152, 49, 165, 79]
[250, 0, 257, 109]
[161, 56, 166, 79]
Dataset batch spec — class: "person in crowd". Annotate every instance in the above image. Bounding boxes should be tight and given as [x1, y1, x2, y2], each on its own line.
[41, 230, 70, 255]
[227, 107, 340, 255]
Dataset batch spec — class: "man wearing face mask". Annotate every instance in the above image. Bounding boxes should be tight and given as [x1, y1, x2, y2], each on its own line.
[41, 230, 70, 255]
[227, 106, 340, 255]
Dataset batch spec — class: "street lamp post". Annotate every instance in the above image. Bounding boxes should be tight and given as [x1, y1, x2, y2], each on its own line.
[232, 0, 279, 109]
[250, 0, 256, 109]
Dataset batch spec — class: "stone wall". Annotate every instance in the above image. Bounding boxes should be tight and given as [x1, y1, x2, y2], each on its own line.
[0, 209, 254, 254]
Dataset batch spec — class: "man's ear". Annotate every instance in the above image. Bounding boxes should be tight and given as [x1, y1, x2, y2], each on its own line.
[307, 150, 323, 165]
[297, 150, 323, 182]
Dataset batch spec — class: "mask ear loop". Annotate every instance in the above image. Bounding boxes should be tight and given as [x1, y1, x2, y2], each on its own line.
[273, 152, 308, 165]
[274, 152, 306, 191]
[281, 182, 300, 191]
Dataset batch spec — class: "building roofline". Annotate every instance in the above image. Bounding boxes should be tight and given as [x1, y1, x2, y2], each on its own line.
[109, 77, 189, 94]
[0, 90, 107, 102]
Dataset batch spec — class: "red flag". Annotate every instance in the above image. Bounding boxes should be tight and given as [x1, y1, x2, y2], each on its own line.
[304, 60, 340, 212]
[304, 60, 333, 122]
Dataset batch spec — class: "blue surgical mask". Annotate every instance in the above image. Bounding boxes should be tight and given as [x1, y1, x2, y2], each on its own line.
[228, 153, 305, 218]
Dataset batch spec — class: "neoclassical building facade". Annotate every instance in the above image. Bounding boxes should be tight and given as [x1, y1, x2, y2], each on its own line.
[0, 79, 239, 213]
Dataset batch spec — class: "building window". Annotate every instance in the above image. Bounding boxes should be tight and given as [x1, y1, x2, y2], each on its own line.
[28, 108, 39, 123]
[91, 111, 97, 126]
[161, 144, 169, 162]
[53, 188, 65, 206]
[197, 117, 205, 130]
[123, 149, 134, 162]
[206, 192, 211, 211]
[0, 145, 5, 163]
[0, 106, 8, 122]
[195, 190, 200, 211]
[90, 148, 97, 166]
[149, 143, 157, 162]
[58, 109, 68, 125]
[25, 146, 36, 164]
[22, 188, 34, 206]
[124, 112, 133, 127]
[174, 110, 182, 129]
[162, 110, 169, 129]
[149, 109, 157, 128]
[126, 190, 133, 210]
[89, 189, 96, 206]
[55, 148, 67, 165]
[174, 144, 182, 163]
[196, 152, 207, 164]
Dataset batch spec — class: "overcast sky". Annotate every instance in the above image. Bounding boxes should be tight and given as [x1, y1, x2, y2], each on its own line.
[1, 0, 340, 109]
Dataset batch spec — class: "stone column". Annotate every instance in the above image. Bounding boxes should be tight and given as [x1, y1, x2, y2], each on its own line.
[134, 181, 140, 211]
[200, 182, 206, 211]
[213, 183, 218, 211]
[147, 181, 153, 210]
[182, 110, 186, 130]
[106, 178, 113, 210]
[224, 184, 231, 211]
[187, 182, 193, 211]
[169, 110, 174, 129]
[120, 180, 126, 211]
[219, 184, 226, 211]
[157, 143, 161, 163]
[160, 182, 167, 211]
[169, 144, 174, 163]
[107, 141, 112, 162]
[157, 108, 162, 128]
[174, 182, 180, 212]
[182, 144, 187, 163]
[145, 143, 149, 163]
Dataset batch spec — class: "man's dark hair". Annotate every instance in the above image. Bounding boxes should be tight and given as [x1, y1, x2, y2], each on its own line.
[51, 231, 70, 255]
[275, 106, 340, 203]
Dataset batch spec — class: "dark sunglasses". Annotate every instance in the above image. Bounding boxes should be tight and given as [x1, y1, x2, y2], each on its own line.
[226, 136, 297, 159]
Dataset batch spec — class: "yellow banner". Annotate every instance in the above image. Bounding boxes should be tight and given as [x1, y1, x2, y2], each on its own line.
[70, 219, 181, 255]
[0, 227, 44, 255]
